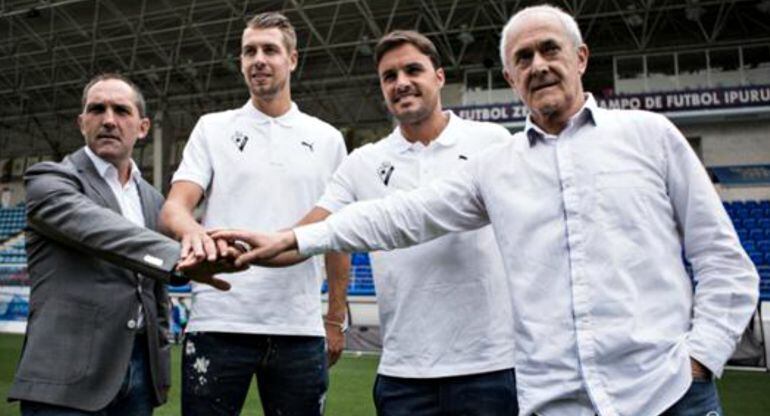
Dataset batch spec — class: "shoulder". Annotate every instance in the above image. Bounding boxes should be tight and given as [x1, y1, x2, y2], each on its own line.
[596, 107, 672, 131]
[196, 107, 245, 128]
[452, 116, 511, 145]
[294, 111, 343, 140]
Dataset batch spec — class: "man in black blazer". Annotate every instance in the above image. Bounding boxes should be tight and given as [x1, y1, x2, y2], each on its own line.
[8, 73, 235, 415]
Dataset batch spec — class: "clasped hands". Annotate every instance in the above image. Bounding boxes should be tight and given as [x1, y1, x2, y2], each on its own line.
[174, 228, 301, 290]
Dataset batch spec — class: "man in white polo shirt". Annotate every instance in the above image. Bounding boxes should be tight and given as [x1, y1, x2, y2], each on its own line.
[159, 12, 348, 416]
[215, 30, 517, 416]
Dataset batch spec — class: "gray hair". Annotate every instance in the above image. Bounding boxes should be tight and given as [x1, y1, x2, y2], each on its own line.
[499, 4, 583, 71]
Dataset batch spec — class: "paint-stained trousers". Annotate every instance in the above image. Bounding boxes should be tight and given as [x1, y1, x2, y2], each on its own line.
[181, 332, 328, 416]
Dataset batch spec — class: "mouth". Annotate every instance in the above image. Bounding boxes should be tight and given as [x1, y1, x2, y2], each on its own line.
[251, 72, 271, 82]
[96, 133, 120, 141]
[530, 80, 559, 93]
[392, 92, 420, 105]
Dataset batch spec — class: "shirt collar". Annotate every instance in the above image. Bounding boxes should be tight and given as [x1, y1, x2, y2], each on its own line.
[524, 93, 600, 147]
[391, 110, 457, 154]
[84, 146, 142, 183]
[242, 100, 299, 127]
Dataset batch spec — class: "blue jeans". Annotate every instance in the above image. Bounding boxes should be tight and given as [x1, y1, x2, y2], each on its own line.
[373, 368, 518, 416]
[21, 335, 154, 416]
[661, 378, 723, 416]
[181, 332, 328, 416]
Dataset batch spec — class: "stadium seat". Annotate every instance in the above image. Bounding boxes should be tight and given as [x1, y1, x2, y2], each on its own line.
[743, 218, 757, 229]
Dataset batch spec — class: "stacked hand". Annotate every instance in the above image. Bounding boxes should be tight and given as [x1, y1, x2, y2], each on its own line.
[174, 229, 250, 290]
[207, 229, 304, 267]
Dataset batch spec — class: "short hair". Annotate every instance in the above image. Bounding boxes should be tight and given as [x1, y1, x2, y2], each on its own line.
[81, 73, 147, 117]
[499, 5, 583, 71]
[374, 30, 441, 69]
[246, 12, 297, 53]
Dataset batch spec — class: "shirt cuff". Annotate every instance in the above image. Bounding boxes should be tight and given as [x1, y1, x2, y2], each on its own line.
[685, 321, 739, 378]
[295, 222, 332, 257]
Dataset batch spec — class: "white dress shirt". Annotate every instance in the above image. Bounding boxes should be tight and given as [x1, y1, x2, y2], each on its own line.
[84, 146, 147, 328]
[173, 101, 346, 336]
[84, 146, 145, 227]
[316, 112, 516, 378]
[295, 95, 759, 416]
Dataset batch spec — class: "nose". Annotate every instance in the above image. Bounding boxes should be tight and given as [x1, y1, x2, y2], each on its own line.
[531, 52, 548, 74]
[395, 71, 411, 90]
[102, 108, 116, 128]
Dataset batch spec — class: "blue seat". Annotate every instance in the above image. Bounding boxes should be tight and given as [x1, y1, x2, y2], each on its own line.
[743, 219, 757, 229]
[749, 251, 763, 265]
[750, 229, 764, 239]
[760, 219, 770, 229]
[736, 209, 750, 219]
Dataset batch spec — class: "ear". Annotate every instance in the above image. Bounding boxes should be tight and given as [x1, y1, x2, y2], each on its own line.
[77, 114, 86, 135]
[436, 67, 446, 88]
[137, 117, 151, 141]
[576, 44, 589, 76]
[503, 67, 515, 89]
[289, 49, 298, 72]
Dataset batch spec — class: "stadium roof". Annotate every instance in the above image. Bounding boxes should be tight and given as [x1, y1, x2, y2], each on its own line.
[2, 0, 769, 159]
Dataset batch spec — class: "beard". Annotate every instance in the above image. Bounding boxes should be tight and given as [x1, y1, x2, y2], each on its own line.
[247, 75, 286, 101]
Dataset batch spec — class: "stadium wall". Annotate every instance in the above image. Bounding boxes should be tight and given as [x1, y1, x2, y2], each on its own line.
[680, 119, 770, 201]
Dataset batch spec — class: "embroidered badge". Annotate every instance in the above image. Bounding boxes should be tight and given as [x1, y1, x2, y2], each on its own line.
[231, 131, 249, 152]
[377, 161, 395, 186]
[301, 140, 315, 152]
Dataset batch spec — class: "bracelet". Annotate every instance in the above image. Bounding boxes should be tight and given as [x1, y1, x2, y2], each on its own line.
[323, 318, 349, 333]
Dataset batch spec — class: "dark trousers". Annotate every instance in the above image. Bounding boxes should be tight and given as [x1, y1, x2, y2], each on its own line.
[181, 331, 328, 416]
[373, 368, 518, 416]
[20, 334, 154, 416]
[662, 378, 723, 416]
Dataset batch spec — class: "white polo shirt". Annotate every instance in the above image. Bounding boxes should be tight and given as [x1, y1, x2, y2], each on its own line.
[316, 111, 516, 377]
[173, 101, 346, 336]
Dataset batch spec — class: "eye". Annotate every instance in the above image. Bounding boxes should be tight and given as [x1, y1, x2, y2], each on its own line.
[515, 51, 533, 67]
[241, 46, 255, 56]
[86, 104, 105, 114]
[381, 71, 396, 82]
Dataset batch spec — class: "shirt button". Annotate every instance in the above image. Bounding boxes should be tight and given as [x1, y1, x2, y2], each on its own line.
[127, 319, 137, 329]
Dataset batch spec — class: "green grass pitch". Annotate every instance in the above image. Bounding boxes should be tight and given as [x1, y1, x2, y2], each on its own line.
[1, 333, 769, 415]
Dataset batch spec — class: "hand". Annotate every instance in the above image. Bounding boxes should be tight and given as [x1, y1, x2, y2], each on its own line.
[324, 318, 346, 367]
[690, 357, 712, 380]
[208, 229, 300, 267]
[180, 227, 220, 263]
[176, 252, 248, 291]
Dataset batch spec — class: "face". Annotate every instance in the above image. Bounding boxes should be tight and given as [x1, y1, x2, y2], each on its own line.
[78, 79, 149, 165]
[378, 43, 445, 125]
[502, 12, 588, 126]
[240, 27, 297, 101]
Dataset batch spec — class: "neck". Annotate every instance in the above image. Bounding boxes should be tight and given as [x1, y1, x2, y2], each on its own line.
[532, 93, 587, 135]
[400, 110, 449, 145]
[251, 89, 292, 118]
[113, 159, 133, 186]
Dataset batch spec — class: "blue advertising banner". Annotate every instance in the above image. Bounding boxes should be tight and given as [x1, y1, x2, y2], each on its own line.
[710, 164, 770, 186]
[451, 85, 770, 124]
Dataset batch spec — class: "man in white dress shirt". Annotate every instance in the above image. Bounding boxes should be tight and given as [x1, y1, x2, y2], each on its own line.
[214, 5, 759, 416]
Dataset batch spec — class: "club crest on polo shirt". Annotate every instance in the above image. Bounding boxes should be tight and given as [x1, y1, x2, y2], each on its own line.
[377, 161, 395, 186]
[231, 131, 249, 152]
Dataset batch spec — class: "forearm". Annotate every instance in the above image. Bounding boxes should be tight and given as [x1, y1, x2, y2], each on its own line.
[325, 252, 350, 322]
[159, 199, 204, 239]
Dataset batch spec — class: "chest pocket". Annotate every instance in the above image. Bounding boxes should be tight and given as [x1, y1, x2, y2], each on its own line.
[594, 170, 661, 230]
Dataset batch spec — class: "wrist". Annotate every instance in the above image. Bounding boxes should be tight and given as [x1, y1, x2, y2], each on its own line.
[323, 317, 349, 333]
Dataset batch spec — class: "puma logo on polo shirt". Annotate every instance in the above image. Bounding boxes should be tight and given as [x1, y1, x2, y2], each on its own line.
[231, 131, 249, 152]
[458, 154, 468, 160]
[377, 161, 395, 186]
[301, 141, 315, 152]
